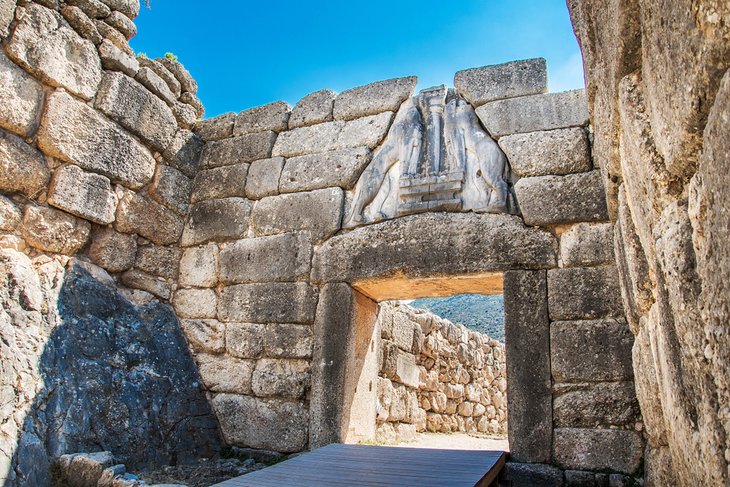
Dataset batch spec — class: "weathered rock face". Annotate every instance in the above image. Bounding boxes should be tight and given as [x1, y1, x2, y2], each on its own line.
[568, 1, 730, 484]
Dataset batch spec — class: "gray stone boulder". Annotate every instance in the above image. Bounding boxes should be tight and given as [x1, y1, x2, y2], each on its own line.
[201, 131, 277, 168]
[134, 245, 182, 279]
[135, 66, 176, 106]
[21, 205, 90, 254]
[163, 129, 204, 178]
[217, 282, 318, 324]
[219, 233, 312, 284]
[0, 52, 44, 137]
[0, 130, 51, 198]
[194, 113, 235, 142]
[48, 164, 117, 224]
[553, 428, 643, 474]
[98, 39, 139, 77]
[560, 222, 615, 267]
[553, 382, 640, 428]
[178, 244, 218, 288]
[251, 359, 310, 399]
[0, 0, 15, 37]
[499, 127, 591, 177]
[454, 58, 547, 106]
[280, 147, 371, 193]
[88, 227, 137, 273]
[121, 268, 172, 300]
[191, 163, 248, 203]
[333, 76, 417, 121]
[245, 157, 284, 200]
[115, 191, 184, 245]
[150, 164, 191, 215]
[181, 198, 252, 246]
[234, 101, 290, 135]
[547, 266, 624, 320]
[289, 89, 336, 128]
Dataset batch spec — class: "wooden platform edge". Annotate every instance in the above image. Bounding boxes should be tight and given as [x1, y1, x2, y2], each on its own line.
[475, 450, 507, 487]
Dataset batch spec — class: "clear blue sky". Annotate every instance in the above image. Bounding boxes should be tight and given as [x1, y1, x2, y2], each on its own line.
[131, 1, 585, 118]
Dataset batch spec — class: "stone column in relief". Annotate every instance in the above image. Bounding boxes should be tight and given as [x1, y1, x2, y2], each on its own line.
[417, 85, 448, 174]
[504, 269, 552, 463]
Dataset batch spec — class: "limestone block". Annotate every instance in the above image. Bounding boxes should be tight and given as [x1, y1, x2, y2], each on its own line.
[218, 283, 318, 324]
[149, 164, 191, 215]
[0, 130, 50, 197]
[211, 393, 308, 452]
[180, 91, 204, 118]
[554, 382, 640, 428]
[252, 358, 310, 399]
[157, 56, 197, 95]
[179, 319, 225, 354]
[163, 129, 204, 178]
[120, 268, 171, 299]
[280, 147, 371, 193]
[99, 0, 140, 19]
[134, 244, 181, 279]
[194, 113, 235, 142]
[551, 319, 634, 382]
[0, 196, 21, 232]
[67, 451, 114, 487]
[178, 244, 218, 287]
[61, 5, 102, 44]
[454, 58, 547, 106]
[201, 131, 277, 169]
[115, 191, 184, 245]
[95, 71, 177, 151]
[48, 164, 116, 224]
[67, 0, 111, 18]
[219, 233, 312, 284]
[289, 89, 336, 128]
[500, 463, 564, 487]
[234, 101, 290, 135]
[245, 157, 284, 200]
[173, 288, 217, 319]
[504, 270, 552, 463]
[0, 0, 15, 37]
[172, 101, 197, 130]
[251, 187, 343, 243]
[264, 323, 313, 359]
[21, 205, 90, 254]
[499, 127, 591, 177]
[272, 112, 393, 157]
[553, 428, 643, 475]
[135, 66, 176, 107]
[136, 57, 179, 96]
[98, 39, 138, 76]
[548, 266, 624, 320]
[333, 76, 417, 121]
[560, 222, 615, 267]
[196, 354, 254, 394]
[191, 163, 248, 203]
[226, 323, 264, 359]
[181, 198, 252, 246]
[7, 4, 102, 100]
[515, 171, 609, 226]
[394, 352, 419, 389]
[93, 18, 132, 56]
[38, 91, 155, 189]
[312, 213, 557, 284]
[104, 10, 135, 39]
[0, 52, 44, 137]
[476, 89, 589, 137]
[88, 227, 137, 273]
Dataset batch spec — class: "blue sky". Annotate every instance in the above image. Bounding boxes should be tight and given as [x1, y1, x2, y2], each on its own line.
[131, 1, 585, 118]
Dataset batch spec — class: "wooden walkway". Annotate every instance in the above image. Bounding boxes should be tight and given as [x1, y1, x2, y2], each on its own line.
[213, 443, 506, 487]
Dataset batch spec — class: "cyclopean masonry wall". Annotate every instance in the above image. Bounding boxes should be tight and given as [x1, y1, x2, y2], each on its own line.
[374, 302, 507, 444]
[185, 58, 644, 484]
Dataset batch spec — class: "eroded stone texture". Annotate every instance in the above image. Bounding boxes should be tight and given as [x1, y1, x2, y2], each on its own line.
[251, 359, 310, 399]
[289, 89, 336, 128]
[0, 195, 21, 232]
[245, 157, 284, 200]
[201, 131, 277, 168]
[218, 283, 318, 324]
[88, 227, 137, 273]
[553, 382, 640, 428]
[136, 66, 176, 106]
[234, 101, 290, 135]
[38, 91, 155, 189]
[313, 213, 557, 283]
[500, 463, 564, 487]
[21, 205, 90, 254]
[515, 171, 609, 226]
[0, 52, 44, 137]
[499, 127, 591, 177]
[191, 163, 248, 203]
[280, 147, 372, 193]
[164, 129, 204, 178]
[7, 4, 102, 100]
[178, 244, 218, 287]
[0, 0, 15, 37]
[194, 113, 235, 142]
[251, 188, 343, 243]
[226, 323, 264, 359]
[48, 164, 116, 224]
[181, 198, 252, 246]
[173, 288, 217, 319]
[121, 268, 171, 299]
[333, 77, 417, 121]
[219, 233, 312, 284]
[548, 266, 624, 320]
[158, 56, 197, 95]
[196, 354, 254, 395]
[553, 428, 643, 474]
[560, 222, 615, 267]
[454, 58, 547, 106]
[115, 191, 184, 245]
[0, 130, 51, 198]
[150, 164, 191, 215]
[134, 244, 181, 279]
[211, 394, 308, 452]
[265, 324, 313, 359]
[180, 319, 225, 354]
[476, 89, 589, 137]
[98, 39, 138, 77]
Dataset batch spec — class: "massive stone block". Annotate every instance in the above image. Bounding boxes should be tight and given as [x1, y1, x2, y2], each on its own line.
[181, 198, 252, 246]
[163, 129, 204, 178]
[272, 112, 393, 157]
[47, 164, 116, 224]
[0, 52, 44, 137]
[115, 191, 184, 245]
[98, 39, 138, 77]
[211, 394, 308, 452]
[515, 171, 609, 226]
[0, 0, 15, 37]
[193, 112, 235, 142]
[560, 222, 614, 267]
[551, 319, 634, 382]
[134, 244, 182, 279]
[499, 127, 591, 177]
[173, 288, 217, 319]
[38, 91, 156, 189]
[6, 4, 102, 100]
[553, 428, 643, 474]
[547, 266, 624, 320]
[454, 58, 547, 106]
[149, 164, 191, 215]
[21, 205, 90, 255]
[178, 244, 218, 288]
[280, 147, 372, 193]
[289, 89, 336, 128]
[0, 130, 51, 198]
[251, 359, 310, 399]
[196, 354, 254, 395]
[180, 319, 225, 354]
[219, 233, 312, 284]
[217, 282, 318, 324]
[553, 382, 640, 428]
[95, 72, 177, 152]
[312, 213, 557, 284]
[245, 157, 284, 200]
[226, 323, 265, 359]
[333, 76, 417, 121]
[504, 270, 552, 463]
[251, 187, 344, 243]
[234, 101, 290, 135]
[200, 131, 277, 168]
[121, 268, 171, 300]
[476, 89, 589, 137]
[191, 163, 248, 203]
[264, 324, 314, 359]
[88, 227, 137, 273]
[0, 195, 21, 232]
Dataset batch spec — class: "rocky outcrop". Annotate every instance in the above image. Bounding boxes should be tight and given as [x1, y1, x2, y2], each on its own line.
[567, 1, 730, 484]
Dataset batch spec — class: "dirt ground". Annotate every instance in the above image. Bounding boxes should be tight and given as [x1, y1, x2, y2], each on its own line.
[390, 432, 509, 451]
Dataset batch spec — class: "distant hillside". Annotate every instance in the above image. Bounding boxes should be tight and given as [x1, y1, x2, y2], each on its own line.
[410, 294, 505, 343]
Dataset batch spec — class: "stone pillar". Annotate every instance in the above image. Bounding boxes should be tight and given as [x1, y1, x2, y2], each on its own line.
[504, 270, 552, 463]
